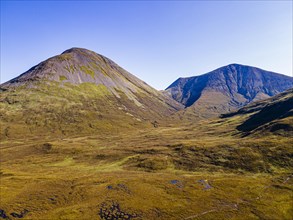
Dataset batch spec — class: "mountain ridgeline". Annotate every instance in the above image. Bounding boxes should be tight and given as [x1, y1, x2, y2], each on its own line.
[1, 48, 293, 220]
[166, 64, 293, 118]
[1, 48, 292, 139]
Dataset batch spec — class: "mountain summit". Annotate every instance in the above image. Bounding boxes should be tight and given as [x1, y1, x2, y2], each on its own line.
[166, 64, 293, 117]
[0, 48, 183, 138]
[2, 47, 182, 111]
[3, 47, 175, 104]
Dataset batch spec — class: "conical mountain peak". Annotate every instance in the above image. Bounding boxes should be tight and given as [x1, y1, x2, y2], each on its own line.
[0, 48, 183, 128]
[61, 47, 93, 54]
[60, 47, 106, 62]
[1, 48, 136, 88]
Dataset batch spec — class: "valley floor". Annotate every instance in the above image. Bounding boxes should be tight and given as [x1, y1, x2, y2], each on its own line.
[0, 122, 292, 219]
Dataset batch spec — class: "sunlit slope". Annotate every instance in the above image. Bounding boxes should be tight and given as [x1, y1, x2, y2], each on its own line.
[0, 48, 183, 139]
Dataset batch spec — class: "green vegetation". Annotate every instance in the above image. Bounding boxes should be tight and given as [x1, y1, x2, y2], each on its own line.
[57, 53, 72, 61]
[64, 64, 77, 74]
[59, 75, 68, 81]
[80, 65, 95, 78]
[0, 81, 138, 140]
[89, 62, 108, 76]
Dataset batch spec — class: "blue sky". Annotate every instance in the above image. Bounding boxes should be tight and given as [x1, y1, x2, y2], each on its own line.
[1, 1, 292, 89]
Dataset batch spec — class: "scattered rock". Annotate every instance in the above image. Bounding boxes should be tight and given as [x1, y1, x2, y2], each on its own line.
[170, 180, 179, 184]
[10, 209, 29, 218]
[41, 143, 53, 153]
[106, 184, 131, 194]
[99, 202, 139, 220]
[198, 180, 212, 190]
[117, 184, 130, 193]
[151, 121, 159, 128]
[170, 180, 184, 188]
[48, 197, 57, 204]
[0, 209, 9, 219]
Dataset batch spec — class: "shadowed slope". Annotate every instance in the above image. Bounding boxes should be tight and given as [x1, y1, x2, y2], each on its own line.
[222, 88, 293, 135]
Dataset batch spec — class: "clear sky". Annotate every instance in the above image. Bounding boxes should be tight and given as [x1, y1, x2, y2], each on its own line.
[1, 1, 292, 89]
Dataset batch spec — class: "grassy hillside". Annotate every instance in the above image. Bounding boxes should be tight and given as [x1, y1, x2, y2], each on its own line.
[0, 81, 183, 140]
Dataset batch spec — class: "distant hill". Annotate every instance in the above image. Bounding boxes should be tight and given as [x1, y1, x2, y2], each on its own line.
[221, 88, 293, 136]
[166, 64, 293, 118]
[0, 48, 183, 139]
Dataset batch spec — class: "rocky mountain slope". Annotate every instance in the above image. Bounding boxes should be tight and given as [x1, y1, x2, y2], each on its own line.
[0, 48, 183, 139]
[2, 48, 179, 108]
[166, 64, 293, 118]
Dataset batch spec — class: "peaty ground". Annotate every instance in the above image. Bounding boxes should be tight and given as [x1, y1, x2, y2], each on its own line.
[0, 120, 292, 220]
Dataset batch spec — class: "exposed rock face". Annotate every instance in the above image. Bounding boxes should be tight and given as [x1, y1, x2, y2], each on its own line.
[166, 64, 293, 117]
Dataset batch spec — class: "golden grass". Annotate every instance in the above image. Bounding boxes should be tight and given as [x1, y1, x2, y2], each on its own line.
[0, 121, 292, 219]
